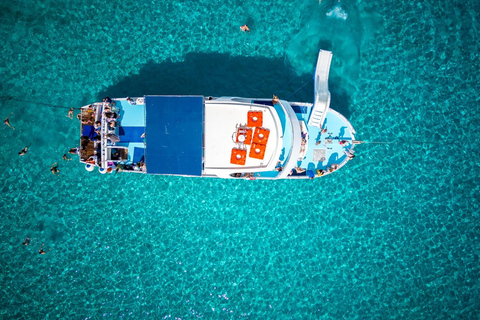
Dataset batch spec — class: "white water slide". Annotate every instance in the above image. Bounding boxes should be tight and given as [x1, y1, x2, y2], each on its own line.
[307, 50, 332, 129]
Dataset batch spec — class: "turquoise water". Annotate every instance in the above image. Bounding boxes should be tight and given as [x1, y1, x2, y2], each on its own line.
[1, 0, 479, 318]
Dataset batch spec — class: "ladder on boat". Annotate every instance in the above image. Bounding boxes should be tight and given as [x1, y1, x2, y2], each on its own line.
[307, 50, 332, 129]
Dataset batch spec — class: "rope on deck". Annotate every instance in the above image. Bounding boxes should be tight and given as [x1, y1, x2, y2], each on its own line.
[354, 140, 462, 146]
[0, 96, 78, 110]
[284, 78, 313, 101]
[355, 141, 395, 144]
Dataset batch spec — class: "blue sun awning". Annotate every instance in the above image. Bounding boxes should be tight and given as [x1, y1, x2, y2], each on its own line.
[145, 96, 204, 176]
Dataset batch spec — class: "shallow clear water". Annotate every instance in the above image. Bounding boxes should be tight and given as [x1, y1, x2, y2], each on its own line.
[1, 0, 479, 318]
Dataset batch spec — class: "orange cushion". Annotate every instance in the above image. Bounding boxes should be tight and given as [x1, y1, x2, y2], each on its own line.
[252, 127, 270, 145]
[247, 111, 263, 127]
[230, 148, 247, 165]
[236, 127, 253, 145]
[249, 143, 266, 160]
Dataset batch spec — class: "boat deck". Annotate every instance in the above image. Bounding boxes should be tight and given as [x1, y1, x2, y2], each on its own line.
[115, 98, 146, 167]
[229, 105, 355, 179]
[298, 108, 355, 172]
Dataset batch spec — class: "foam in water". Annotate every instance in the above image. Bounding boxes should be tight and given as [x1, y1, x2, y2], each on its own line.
[326, 5, 348, 20]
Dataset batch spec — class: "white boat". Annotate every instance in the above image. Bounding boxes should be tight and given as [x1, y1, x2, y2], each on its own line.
[78, 50, 357, 179]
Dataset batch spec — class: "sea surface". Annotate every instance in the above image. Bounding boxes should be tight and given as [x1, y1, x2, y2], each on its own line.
[1, 0, 479, 318]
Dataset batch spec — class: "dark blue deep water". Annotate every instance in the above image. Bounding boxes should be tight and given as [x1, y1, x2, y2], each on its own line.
[1, 0, 479, 318]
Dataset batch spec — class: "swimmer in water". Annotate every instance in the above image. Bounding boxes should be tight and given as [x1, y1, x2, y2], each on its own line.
[50, 162, 60, 176]
[4, 113, 15, 130]
[18, 145, 30, 156]
[67, 108, 74, 119]
[23, 238, 31, 245]
[240, 25, 250, 33]
[39, 244, 50, 254]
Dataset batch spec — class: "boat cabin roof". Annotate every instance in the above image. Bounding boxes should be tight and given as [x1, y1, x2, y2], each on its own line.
[144, 95, 204, 176]
[203, 100, 282, 175]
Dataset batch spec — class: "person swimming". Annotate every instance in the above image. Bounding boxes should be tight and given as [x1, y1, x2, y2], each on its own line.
[50, 162, 60, 176]
[62, 154, 71, 161]
[4, 113, 15, 130]
[18, 145, 29, 156]
[22, 238, 31, 246]
[67, 108, 74, 119]
[240, 24, 250, 33]
[39, 244, 50, 254]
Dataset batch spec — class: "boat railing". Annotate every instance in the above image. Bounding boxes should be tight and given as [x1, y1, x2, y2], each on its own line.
[308, 50, 332, 129]
[276, 100, 302, 179]
[100, 103, 108, 168]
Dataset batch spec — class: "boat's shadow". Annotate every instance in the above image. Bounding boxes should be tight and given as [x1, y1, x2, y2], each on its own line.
[97, 52, 351, 119]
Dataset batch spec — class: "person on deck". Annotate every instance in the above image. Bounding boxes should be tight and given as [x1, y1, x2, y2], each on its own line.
[328, 164, 339, 172]
[86, 155, 97, 164]
[344, 149, 355, 160]
[289, 167, 306, 175]
[275, 161, 283, 172]
[94, 121, 102, 134]
[272, 95, 280, 105]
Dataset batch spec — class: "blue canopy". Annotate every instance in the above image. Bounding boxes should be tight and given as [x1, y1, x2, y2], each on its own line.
[118, 126, 145, 143]
[82, 125, 99, 140]
[133, 147, 145, 163]
[145, 96, 204, 176]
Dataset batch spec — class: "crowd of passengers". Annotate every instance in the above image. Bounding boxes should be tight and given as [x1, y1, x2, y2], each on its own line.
[114, 161, 146, 173]
[77, 97, 146, 173]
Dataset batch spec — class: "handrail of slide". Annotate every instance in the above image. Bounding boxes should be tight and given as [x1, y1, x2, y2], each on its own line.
[308, 50, 332, 128]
